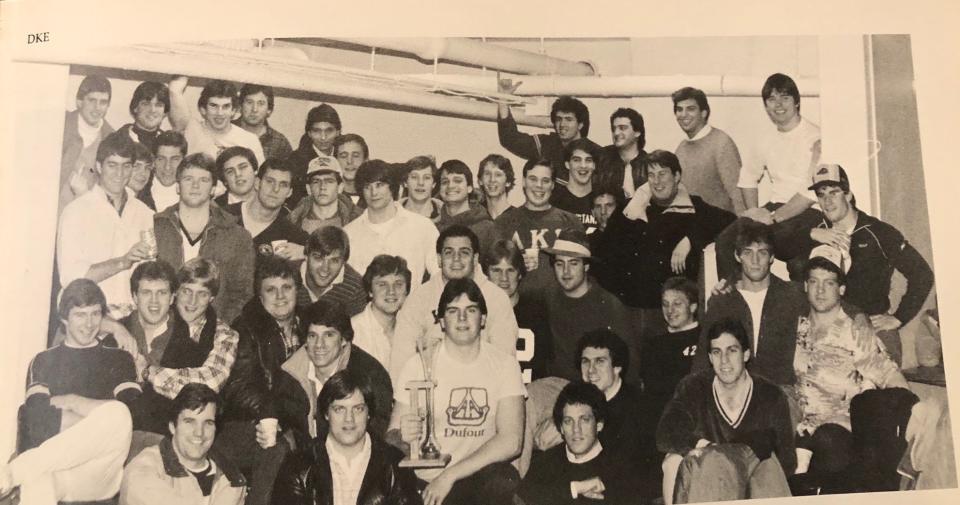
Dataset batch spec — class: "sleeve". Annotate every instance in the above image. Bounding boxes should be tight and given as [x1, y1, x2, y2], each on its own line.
[497, 109, 542, 161]
[18, 355, 61, 452]
[392, 356, 424, 405]
[688, 202, 736, 252]
[771, 389, 798, 475]
[366, 358, 395, 439]
[890, 240, 934, 325]
[656, 376, 703, 455]
[487, 290, 519, 357]
[111, 350, 143, 405]
[390, 462, 424, 505]
[219, 326, 274, 420]
[851, 314, 907, 388]
[716, 133, 745, 213]
[249, 139, 266, 173]
[56, 205, 93, 285]
[148, 325, 240, 399]
[388, 293, 429, 384]
[269, 452, 314, 505]
[120, 453, 177, 505]
[736, 141, 765, 189]
[497, 355, 528, 400]
[219, 229, 256, 325]
[517, 452, 575, 505]
[423, 223, 441, 280]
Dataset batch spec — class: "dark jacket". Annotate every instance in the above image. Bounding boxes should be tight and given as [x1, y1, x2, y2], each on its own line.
[693, 275, 807, 386]
[288, 193, 363, 232]
[154, 203, 255, 325]
[785, 210, 933, 325]
[275, 344, 393, 451]
[520, 444, 638, 505]
[272, 434, 421, 505]
[597, 194, 735, 308]
[497, 109, 600, 184]
[595, 144, 648, 196]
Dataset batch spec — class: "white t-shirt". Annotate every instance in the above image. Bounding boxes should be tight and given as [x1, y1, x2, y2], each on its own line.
[151, 180, 180, 212]
[344, 203, 440, 288]
[738, 118, 820, 204]
[394, 341, 526, 481]
[184, 118, 265, 168]
[737, 287, 769, 354]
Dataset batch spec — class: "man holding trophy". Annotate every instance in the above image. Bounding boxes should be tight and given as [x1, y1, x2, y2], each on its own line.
[388, 278, 526, 505]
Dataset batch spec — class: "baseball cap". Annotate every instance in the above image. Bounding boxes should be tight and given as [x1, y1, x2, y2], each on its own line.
[306, 155, 343, 179]
[810, 243, 851, 274]
[808, 164, 849, 192]
[542, 228, 592, 259]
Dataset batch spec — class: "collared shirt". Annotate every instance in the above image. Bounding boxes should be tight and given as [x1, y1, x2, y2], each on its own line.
[300, 261, 345, 302]
[684, 124, 714, 143]
[104, 189, 129, 216]
[326, 433, 372, 505]
[142, 316, 170, 355]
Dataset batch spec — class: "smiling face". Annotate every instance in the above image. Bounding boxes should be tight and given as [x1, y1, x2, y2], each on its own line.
[439, 170, 472, 206]
[405, 166, 435, 204]
[259, 276, 297, 321]
[805, 267, 845, 314]
[369, 273, 407, 316]
[523, 164, 554, 211]
[240, 91, 271, 128]
[128, 159, 153, 192]
[708, 332, 750, 385]
[816, 185, 854, 224]
[77, 91, 110, 127]
[97, 154, 134, 199]
[674, 98, 708, 137]
[580, 346, 620, 394]
[63, 304, 104, 348]
[307, 250, 346, 291]
[200, 96, 235, 133]
[255, 168, 293, 211]
[487, 259, 520, 299]
[566, 149, 596, 187]
[439, 293, 486, 346]
[764, 90, 800, 130]
[305, 324, 347, 371]
[560, 402, 602, 456]
[662, 289, 697, 331]
[611, 117, 640, 149]
[134, 96, 166, 131]
[648, 164, 680, 204]
[169, 403, 216, 469]
[439, 236, 477, 281]
[222, 155, 256, 198]
[154, 145, 184, 187]
[177, 167, 216, 208]
[336, 141, 366, 182]
[133, 278, 174, 326]
[554, 111, 582, 142]
[736, 242, 774, 284]
[480, 163, 509, 198]
[325, 389, 369, 449]
[176, 281, 214, 326]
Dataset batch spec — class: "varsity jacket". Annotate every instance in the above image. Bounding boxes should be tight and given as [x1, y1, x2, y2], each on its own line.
[154, 203, 255, 325]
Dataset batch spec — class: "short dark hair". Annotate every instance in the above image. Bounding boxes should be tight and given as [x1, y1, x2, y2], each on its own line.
[671, 87, 710, 122]
[306, 226, 350, 261]
[355, 159, 400, 199]
[439, 159, 474, 187]
[609, 108, 646, 150]
[362, 255, 412, 295]
[563, 138, 602, 164]
[254, 255, 299, 295]
[215, 146, 258, 183]
[154, 130, 188, 157]
[551, 96, 590, 137]
[436, 278, 487, 320]
[662, 276, 698, 307]
[575, 328, 629, 379]
[761, 73, 801, 112]
[130, 260, 178, 295]
[129, 81, 170, 116]
[334, 133, 369, 159]
[480, 239, 526, 278]
[300, 299, 354, 343]
[552, 381, 607, 432]
[734, 220, 774, 253]
[707, 318, 750, 353]
[256, 157, 293, 180]
[58, 278, 107, 321]
[436, 224, 480, 256]
[316, 369, 375, 434]
[522, 158, 554, 179]
[643, 149, 682, 176]
[96, 131, 136, 164]
[478, 154, 516, 193]
[177, 152, 217, 181]
[198, 80, 238, 109]
[804, 256, 847, 287]
[305, 103, 342, 132]
[591, 184, 625, 208]
[131, 142, 154, 165]
[177, 257, 220, 297]
[170, 383, 220, 426]
[239, 84, 275, 111]
[77, 75, 111, 101]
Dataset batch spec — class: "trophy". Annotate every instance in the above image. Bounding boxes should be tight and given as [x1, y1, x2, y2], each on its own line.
[399, 337, 451, 468]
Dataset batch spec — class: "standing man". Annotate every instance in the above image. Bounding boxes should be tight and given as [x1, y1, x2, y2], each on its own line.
[214, 146, 259, 209]
[147, 131, 188, 212]
[273, 370, 421, 505]
[596, 108, 648, 199]
[550, 139, 601, 231]
[389, 225, 518, 382]
[288, 104, 344, 207]
[344, 160, 440, 286]
[296, 226, 368, 317]
[60, 75, 114, 213]
[227, 159, 309, 262]
[288, 157, 362, 234]
[436, 159, 497, 255]
[672, 87, 745, 214]
[497, 78, 599, 185]
[787, 164, 934, 365]
[154, 153, 255, 324]
[235, 83, 293, 161]
[715, 73, 822, 278]
[117, 81, 170, 152]
[390, 278, 526, 505]
[58, 131, 156, 317]
[168, 76, 264, 169]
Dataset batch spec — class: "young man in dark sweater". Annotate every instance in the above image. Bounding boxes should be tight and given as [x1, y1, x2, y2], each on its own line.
[658, 319, 795, 504]
[520, 381, 638, 505]
[550, 139, 601, 232]
[642, 276, 701, 415]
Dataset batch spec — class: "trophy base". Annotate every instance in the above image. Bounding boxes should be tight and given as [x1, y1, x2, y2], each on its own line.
[399, 453, 452, 468]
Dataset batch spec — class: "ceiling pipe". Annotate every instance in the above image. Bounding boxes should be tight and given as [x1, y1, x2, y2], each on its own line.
[13, 43, 554, 129]
[313, 37, 597, 77]
[400, 73, 821, 97]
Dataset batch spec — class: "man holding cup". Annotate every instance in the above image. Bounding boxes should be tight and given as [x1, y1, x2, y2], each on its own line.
[58, 131, 156, 319]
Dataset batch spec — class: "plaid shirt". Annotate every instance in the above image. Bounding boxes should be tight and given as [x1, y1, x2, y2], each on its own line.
[149, 318, 240, 399]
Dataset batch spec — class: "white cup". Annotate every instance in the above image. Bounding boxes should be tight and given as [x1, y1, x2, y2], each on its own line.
[258, 418, 278, 448]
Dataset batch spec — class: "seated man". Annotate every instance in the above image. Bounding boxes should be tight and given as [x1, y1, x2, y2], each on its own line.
[273, 369, 421, 505]
[519, 381, 638, 505]
[214, 146, 259, 209]
[390, 278, 526, 505]
[120, 384, 246, 505]
[642, 276, 701, 414]
[436, 159, 497, 254]
[1, 279, 140, 505]
[275, 299, 393, 452]
[791, 250, 911, 492]
[296, 225, 368, 316]
[352, 254, 412, 369]
[657, 319, 795, 504]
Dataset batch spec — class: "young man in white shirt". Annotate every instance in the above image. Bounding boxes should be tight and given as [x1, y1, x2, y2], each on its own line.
[352, 255, 412, 369]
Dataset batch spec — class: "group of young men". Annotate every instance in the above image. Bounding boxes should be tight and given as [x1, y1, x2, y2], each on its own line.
[0, 69, 938, 505]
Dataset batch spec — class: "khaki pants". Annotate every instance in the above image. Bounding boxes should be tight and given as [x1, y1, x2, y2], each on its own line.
[664, 444, 791, 504]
